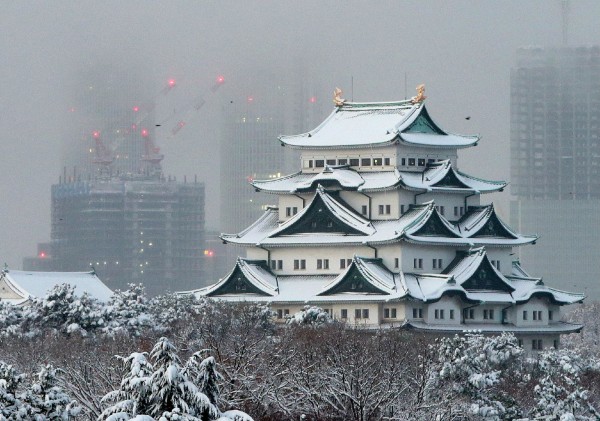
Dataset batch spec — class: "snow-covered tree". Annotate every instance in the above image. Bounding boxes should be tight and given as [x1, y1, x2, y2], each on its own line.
[532, 348, 600, 420]
[23, 364, 81, 420]
[184, 354, 222, 407]
[21, 284, 105, 337]
[286, 305, 332, 327]
[0, 361, 32, 419]
[0, 302, 23, 338]
[425, 332, 524, 420]
[99, 352, 154, 420]
[104, 284, 153, 337]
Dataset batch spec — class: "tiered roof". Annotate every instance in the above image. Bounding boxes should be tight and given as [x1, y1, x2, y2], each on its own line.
[192, 248, 584, 333]
[221, 190, 537, 248]
[252, 160, 505, 195]
[279, 102, 479, 150]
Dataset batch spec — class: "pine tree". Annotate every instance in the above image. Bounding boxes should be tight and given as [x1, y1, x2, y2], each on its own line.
[0, 361, 33, 420]
[23, 364, 81, 420]
[104, 284, 152, 337]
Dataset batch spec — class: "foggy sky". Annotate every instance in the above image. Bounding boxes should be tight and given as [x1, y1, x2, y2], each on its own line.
[1, 1, 600, 268]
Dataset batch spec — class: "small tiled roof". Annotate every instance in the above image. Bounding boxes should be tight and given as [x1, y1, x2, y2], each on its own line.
[279, 102, 479, 150]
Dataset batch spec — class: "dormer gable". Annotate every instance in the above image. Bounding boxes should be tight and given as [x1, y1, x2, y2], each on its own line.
[206, 259, 277, 297]
[402, 105, 445, 135]
[457, 205, 519, 239]
[442, 248, 515, 293]
[272, 186, 373, 237]
[319, 256, 394, 296]
[411, 204, 461, 238]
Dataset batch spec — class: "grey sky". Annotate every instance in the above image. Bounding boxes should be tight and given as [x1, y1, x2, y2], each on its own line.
[1, 1, 600, 268]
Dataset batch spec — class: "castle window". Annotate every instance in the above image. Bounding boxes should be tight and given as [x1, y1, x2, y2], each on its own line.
[533, 310, 542, 321]
[428, 158, 435, 164]
[394, 258, 399, 268]
[413, 258, 423, 269]
[408, 158, 416, 166]
[304, 160, 313, 168]
[326, 159, 336, 165]
[483, 309, 495, 320]
[373, 157, 382, 166]
[418, 158, 425, 166]
[549, 310, 553, 321]
[412, 308, 423, 318]
[340, 258, 346, 269]
[315, 159, 324, 167]
[362, 309, 369, 319]
[450, 309, 455, 319]
[350, 158, 360, 166]
[384, 157, 390, 166]
[553, 339, 559, 349]
[532, 339, 543, 350]
[465, 308, 475, 319]
[277, 309, 283, 319]
[355, 309, 361, 319]
[434, 309, 445, 319]
[341, 309, 348, 319]
[361, 205, 368, 216]
[338, 158, 348, 165]
[401, 158, 406, 166]
[432, 258, 443, 269]
[294, 259, 306, 270]
[361, 158, 371, 166]
[523, 310, 528, 321]
[401, 204, 405, 214]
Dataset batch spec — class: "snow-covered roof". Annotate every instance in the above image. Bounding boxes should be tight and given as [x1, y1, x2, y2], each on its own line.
[252, 161, 504, 195]
[223, 196, 535, 248]
[399, 160, 506, 193]
[194, 248, 583, 307]
[0, 269, 113, 303]
[403, 321, 583, 334]
[279, 102, 479, 150]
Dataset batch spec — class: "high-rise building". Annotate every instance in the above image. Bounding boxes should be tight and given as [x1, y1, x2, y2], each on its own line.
[195, 87, 584, 352]
[509, 46, 600, 299]
[24, 175, 205, 296]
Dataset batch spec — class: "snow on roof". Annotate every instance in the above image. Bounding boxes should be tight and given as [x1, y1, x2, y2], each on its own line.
[1, 269, 113, 302]
[198, 259, 278, 297]
[222, 198, 533, 248]
[279, 102, 478, 150]
[252, 167, 402, 194]
[400, 160, 505, 193]
[404, 320, 583, 334]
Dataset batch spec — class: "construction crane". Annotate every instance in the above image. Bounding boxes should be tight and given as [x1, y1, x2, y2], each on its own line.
[140, 127, 164, 174]
[91, 131, 114, 167]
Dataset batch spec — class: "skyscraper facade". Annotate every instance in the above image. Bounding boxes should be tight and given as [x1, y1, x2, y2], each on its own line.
[510, 46, 600, 299]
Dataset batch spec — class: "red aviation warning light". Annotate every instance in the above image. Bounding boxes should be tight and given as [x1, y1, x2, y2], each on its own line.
[132, 106, 140, 112]
[141, 128, 149, 137]
[211, 75, 226, 92]
[39, 251, 46, 258]
[93, 131, 100, 139]
[168, 78, 176, 88]
[309, 96, 317, 103]
[204, 249, 215, 257]
[247, 96, 254, 103]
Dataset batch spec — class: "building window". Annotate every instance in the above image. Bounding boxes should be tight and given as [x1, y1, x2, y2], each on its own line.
[435, 205, 445, 215]
[449, 309, 455, 319]
[361, 205, 368, 216]
[292, 207, 298, 215]
[277, 309, 283, 319]
[378, 205, 384, 215]
[412, 308, 423, 318]
[408, 158, 416, 166]
[401, 158, 406, 166]
[326, 159, 336, 165]
[271, 260, 277, 270]
[428, 158, 435, 164]
[400, 204, 405, 214]
[317, 259, 329, 269]
[434, 309, 445, 319]
[361, 158, 372, 166]
[378, 204, 391, 215]
[384, 308, 397, 319]
[373, 158, 382, 166]
[286, 207, 298, 217]
[418, 158, 425, 166]
[483, 309, 495, 320]
[491, 260, 501, 270]
[532, 339, 543, 350]
[362, 309, 369, 319]
[284, 309, 289, 316]
[465, 308, 475, 319]
[549, 310, 553, 321]
[315, 159, 325, 167]
[306, 160, 313, 168]
[518, 339, 523, 347]
[454, 206, 459, 217]
[413, 258, 423, 269]
[340, 258, 346, 269]
[553, 339, 559, 349]
[533, 310, 542, 321]
[384, 157, 390, 166]
[432, 258, 443, 269]
[294, 259, 306, 270]
[338, 158, 347, 165]
[394, 258, 399, 268]
[350, 158, 359, 166]
[355, 309, 361, 319]
[341, 309, 348, 319]
[523, 310, 528, 321]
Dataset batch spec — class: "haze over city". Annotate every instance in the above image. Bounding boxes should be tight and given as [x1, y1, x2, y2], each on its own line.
[1, 0, 600, 270]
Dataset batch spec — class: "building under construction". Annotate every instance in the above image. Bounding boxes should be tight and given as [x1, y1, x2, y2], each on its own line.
[23, 76, 216, 295]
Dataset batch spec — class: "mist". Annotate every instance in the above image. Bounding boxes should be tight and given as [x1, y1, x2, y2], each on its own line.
[1, 0, 600, 268]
